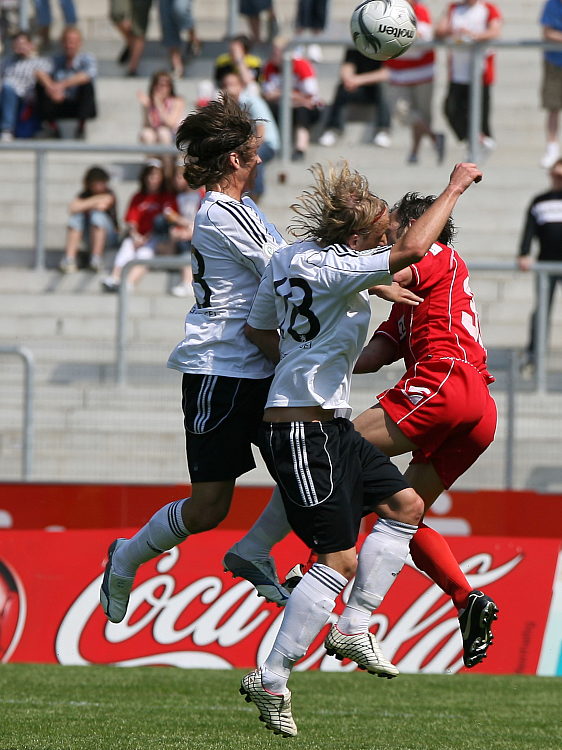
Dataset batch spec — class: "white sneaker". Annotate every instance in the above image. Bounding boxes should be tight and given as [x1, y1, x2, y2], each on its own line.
[59, 257, 77, 273]
[324, 624, 399, 678]
[240, 668, 297, 737]
[1, 131, 13, 142]
[319, 129, 338, 147]
[101, 277, 120, 292]
[541, 142, 560, 169]
[89, 255, 103, 272]
[170, 281, 191, 297]
[99, 538, 135, 623]
[307, 43, 323, 62]
[223, 544, 290, 606]
[373, 131, 391, 148]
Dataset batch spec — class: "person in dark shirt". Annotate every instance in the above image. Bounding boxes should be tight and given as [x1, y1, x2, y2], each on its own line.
[518, 158, 562, 370]
[318, 46, 391, 148]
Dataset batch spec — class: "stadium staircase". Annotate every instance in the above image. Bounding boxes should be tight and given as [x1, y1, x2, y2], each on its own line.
[1, 0, 561, 492]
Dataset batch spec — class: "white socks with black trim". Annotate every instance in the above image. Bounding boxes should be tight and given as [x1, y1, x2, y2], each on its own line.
[112, 498, 190, 578]
[336, 517, 417, 635]
[230, 486, 291, 562]
[262, 563, 347, 693]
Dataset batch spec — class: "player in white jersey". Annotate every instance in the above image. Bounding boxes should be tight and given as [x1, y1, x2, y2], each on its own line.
[99, 95, 293, 625]
[239, 161, 483, 737]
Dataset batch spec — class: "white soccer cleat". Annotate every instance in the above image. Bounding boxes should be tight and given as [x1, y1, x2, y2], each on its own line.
[223, 545, 290, 607]
[99, 538, 135, 623]
[240, 668, 297, 737]
[324, 624, 399, 678]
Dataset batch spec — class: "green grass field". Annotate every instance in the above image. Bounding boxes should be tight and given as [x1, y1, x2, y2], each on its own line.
[0, 664, 561, 750]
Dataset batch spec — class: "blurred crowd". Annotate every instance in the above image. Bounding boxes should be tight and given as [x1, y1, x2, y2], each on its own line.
[0, 0, 561, 295]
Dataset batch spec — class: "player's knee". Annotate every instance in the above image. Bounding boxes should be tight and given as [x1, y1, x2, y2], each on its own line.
[398, 489, 424, 527]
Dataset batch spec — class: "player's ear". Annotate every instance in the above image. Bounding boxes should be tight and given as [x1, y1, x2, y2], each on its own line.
[347, 233, 360, 249]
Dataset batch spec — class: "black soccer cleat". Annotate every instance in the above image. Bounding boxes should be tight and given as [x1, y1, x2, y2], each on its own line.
[458, 590, 499, 668]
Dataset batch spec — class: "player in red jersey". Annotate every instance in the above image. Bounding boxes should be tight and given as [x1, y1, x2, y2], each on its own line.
[353, 191, 498, 668]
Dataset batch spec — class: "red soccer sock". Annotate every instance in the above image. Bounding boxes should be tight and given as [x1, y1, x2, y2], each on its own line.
[410, 522, 472, 612]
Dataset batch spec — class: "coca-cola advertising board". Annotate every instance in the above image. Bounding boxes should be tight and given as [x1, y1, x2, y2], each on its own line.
[1, 529, 560, 676]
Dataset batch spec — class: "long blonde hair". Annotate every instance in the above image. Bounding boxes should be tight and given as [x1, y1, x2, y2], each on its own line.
[288, 162, 387, 246]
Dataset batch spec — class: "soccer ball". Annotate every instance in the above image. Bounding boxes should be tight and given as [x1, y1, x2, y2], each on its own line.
[350, 0, 417, 61]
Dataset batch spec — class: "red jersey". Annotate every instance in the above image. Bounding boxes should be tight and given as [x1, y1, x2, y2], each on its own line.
[376, 242, 493, 382]
[125, 191, 177, 236]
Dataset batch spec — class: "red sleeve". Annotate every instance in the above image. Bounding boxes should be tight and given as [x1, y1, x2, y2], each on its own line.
[415, 3, 431, 24]
[485, 2, 501, 22]
[408, 243, 450, 294]
[125, 193, 142, 226]
[161, 193, 178, 212]
[374, 304, 402, 344]
[292, 58, 315, 80]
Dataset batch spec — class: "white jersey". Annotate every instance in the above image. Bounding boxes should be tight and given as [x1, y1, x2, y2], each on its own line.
[248, 240, 392, 411]
[167, 191, 286, 379]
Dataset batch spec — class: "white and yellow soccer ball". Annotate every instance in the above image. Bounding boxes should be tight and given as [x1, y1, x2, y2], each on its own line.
[350, 0, 417, 61]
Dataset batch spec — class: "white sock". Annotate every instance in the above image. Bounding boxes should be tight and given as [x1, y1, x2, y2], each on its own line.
[231, 487, 291, 561]
[112, 498, 190, 578]
[261, 563, 347, 692]
[337, 518, 417, 635]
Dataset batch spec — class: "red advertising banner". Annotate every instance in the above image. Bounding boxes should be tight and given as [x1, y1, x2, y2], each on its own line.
[2, 483, 562, 539]
[0, 529, 559, 675]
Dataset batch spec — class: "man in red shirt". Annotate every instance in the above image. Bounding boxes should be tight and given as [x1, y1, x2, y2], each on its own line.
[353, 191, 498, 668]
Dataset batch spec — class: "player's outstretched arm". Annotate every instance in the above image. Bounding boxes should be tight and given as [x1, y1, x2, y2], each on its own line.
[389, 163, 482, 274]
[354, 334, 398, 374]
[244, 324, 281, 365]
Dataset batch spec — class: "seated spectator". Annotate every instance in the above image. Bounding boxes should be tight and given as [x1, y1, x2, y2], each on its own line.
[213, 35, 261, 87]
[34, 0, 77, 52]
[167, 164, 204, 297]
[138, 70, 185, 174]
[262, 36, 323, 161]
[35, 25, 97, 139]
[219, 67, 279, 201]
[0, 30, 49, 141]
[385, 0, 445, 165]
[102, 159, 177, 292]
[158, 0, 201, 79]
[318, 45, 391, 149]
[59, 165, 119, 274]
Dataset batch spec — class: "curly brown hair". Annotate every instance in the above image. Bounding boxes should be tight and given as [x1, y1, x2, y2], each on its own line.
[391, 192, 456, 246]
[288, 162, 387, 247]
[175, 95, 257, 189]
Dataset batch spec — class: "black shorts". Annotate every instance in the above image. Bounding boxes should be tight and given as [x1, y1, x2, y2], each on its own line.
[258, 418, 409, 553]
[182, 373, 272, 483]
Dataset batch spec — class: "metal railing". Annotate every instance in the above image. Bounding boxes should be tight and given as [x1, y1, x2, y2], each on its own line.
[0, 345, 34, 480]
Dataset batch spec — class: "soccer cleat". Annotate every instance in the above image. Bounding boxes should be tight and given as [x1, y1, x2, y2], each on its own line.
[99, 538, 135, 623]
[458, 590, 499, 668]
[240, 669, 297, 737]
[283, 563, 304, 592]
[324, 624, 399, 678]
[223, 546, 290, 607]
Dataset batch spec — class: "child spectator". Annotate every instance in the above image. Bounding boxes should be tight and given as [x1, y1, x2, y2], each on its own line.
[59, 165, 118, 273]
[102, 159, 177, 292]
[138, 70, 185, 175]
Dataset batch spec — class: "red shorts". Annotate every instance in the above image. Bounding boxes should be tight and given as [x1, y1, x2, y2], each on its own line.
[377, 358, 497, 489]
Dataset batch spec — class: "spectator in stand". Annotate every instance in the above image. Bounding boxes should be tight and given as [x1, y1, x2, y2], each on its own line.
[294, 0, 329, 63]
[262, 36, 323, 162]
[0, 30, 49, 142]
[318, 46, 391, 149]
[539, 0, 562, 168]
[35, 25, 97, 139]
[102, 159, 177, 292]
[109, 0, 134, 67]
[34, 0, 77, 51]
[239, 0, 278, 44]
[435, 0, 502, 158]
[59, 166, 119, 274]
[518, 158, 562, 375]
[219, 66, 280, 200]
[123, 0, 153, 77]
[138, 70, 185, 175]
[167, 163, 205, 297]
[386, 0, 445, 165]
[158, 0, 202, 79]
[213, 35, 262, 88]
